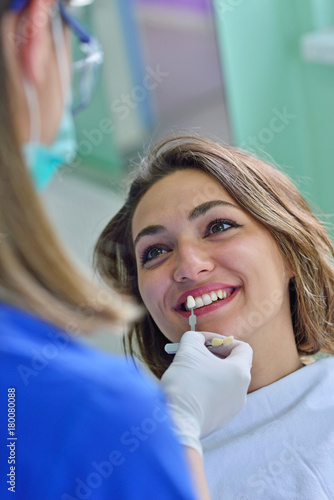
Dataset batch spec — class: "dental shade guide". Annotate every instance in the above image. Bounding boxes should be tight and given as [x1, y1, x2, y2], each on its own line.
[164, 295, 196, 355]
[164, 294, 234, 354]
[187, 295, 197, 331]
[188, 308, 197, 331]
[164, 343, 181, 354]
[164, 336, 235, 354]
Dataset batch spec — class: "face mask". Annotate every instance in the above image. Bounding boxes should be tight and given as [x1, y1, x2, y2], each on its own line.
[22, 93, 77, 191]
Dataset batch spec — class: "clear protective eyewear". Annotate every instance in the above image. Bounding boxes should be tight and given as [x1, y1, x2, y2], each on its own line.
[9, 0, 104, 115]
[59, 0, 104, 114]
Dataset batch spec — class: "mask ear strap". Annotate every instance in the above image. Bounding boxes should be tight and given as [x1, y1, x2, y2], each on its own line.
[50, 3, 71, 103]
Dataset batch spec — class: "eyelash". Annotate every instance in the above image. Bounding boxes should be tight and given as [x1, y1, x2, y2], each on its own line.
[204, 218, 240, 237]
[140, 245, 168, 266]
[140, 219, 240, 266]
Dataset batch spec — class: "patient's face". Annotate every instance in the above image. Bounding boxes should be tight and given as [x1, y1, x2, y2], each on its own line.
[132, 169, 293, 346]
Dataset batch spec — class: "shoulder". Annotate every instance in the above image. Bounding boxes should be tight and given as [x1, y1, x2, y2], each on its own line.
[0, 301, 161, 421]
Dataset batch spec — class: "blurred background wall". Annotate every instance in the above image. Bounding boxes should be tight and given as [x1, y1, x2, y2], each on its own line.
[68, 0, 230, 178]
[214, 0, 334, 218]
[43, 0, 334, 352]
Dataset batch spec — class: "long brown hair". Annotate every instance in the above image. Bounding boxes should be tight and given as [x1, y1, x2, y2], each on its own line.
[95, 135, 334, 378]
[0, 0, 137, 333]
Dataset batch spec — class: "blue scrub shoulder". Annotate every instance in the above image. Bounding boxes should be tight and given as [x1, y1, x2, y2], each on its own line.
[0, 302, 196, 500]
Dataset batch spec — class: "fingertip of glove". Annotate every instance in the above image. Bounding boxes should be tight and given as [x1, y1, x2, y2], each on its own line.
[181, 331, 205, 345]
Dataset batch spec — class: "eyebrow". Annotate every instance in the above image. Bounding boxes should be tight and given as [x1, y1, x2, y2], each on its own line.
[134, 199, 240, 247]
[134, 225, 165, 247]
[188, 199, 239, 220]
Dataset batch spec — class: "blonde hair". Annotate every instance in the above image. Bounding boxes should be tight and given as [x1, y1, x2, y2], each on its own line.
[95, 135, 334, 378]
[0, 2, 137, 333]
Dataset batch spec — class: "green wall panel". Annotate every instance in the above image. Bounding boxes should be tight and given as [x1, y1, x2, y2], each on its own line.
[72, 5, 122, 180]
[213, 0, 334, 229]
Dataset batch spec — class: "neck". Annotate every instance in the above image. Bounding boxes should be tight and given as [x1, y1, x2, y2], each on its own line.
[247, 319, 303, 393]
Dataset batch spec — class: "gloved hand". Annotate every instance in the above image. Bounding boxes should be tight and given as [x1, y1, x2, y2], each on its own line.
[160, 331, 253, 456]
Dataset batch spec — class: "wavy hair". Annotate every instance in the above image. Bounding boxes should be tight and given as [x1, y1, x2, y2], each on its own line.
[94, 135, 334, 378]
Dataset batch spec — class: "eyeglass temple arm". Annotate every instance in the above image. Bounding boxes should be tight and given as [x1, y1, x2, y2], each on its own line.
[59, 2, 91, 45]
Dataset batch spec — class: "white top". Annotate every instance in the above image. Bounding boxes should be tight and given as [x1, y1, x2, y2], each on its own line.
[201, 357, 334, 500]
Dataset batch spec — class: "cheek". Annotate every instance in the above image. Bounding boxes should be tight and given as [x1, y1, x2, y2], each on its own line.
[213, 238, 250, 276]
[240, 236, 289, 300]
[216, 235, 285, 293]
[138, 272, 164, 317]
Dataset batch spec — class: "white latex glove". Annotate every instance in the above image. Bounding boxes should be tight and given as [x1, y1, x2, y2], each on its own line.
[161, 331, 253, 456]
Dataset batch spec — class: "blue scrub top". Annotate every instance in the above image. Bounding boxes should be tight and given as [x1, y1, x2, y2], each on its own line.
[0, 302, 197, 500]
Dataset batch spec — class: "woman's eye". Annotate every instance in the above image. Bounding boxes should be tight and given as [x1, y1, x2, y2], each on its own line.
[205, 219, 237, 236]
[141, 246, 168, 265]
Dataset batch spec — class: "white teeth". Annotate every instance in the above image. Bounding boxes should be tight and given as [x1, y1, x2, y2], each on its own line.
[185, 289, 233, 311]
[186, 295, 196, 310]
[195, 296, 204, 308]
[202, 294, 212, 306]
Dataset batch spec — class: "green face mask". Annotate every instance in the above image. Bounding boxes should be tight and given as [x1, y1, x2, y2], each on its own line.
[21, 93, 77, 191]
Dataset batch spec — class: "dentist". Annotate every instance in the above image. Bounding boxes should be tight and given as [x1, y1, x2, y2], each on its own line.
[0, 1, 252, 498]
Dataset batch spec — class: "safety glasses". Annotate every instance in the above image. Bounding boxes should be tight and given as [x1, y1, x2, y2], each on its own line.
[59, 1, 104, 114]
[9, 0, 104, 114]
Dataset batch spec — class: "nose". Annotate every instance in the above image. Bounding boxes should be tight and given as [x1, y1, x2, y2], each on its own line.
[173, 241, 214, 282]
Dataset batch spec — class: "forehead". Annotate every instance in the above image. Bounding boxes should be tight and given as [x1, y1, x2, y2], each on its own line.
[132, 169, 235, 232]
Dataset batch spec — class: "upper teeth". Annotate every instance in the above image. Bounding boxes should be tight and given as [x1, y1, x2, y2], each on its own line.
[186, 289, 231, 310]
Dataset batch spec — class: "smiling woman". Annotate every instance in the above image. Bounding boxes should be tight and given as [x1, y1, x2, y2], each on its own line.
[131, 167, 297, 388]
[94, 134, 334, 498]
[95, 134, 334, 377]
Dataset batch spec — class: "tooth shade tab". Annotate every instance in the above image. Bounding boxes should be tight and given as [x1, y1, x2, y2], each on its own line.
[186, 295, 196, 310]
[210, 336, 234, 347]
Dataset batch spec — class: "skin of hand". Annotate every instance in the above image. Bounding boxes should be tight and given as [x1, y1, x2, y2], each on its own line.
[160, 330, 253, 455]
[184, 446, 211, 500]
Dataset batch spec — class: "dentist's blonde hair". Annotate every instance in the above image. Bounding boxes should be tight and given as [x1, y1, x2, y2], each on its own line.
[0, 0, 137, 333]
[95, 135, 334, 378]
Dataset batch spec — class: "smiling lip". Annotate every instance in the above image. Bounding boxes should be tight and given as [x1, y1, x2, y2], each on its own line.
[174, 283, 240, 313]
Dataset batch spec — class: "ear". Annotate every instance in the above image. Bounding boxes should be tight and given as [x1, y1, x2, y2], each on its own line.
[19, 0, 56, 85]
